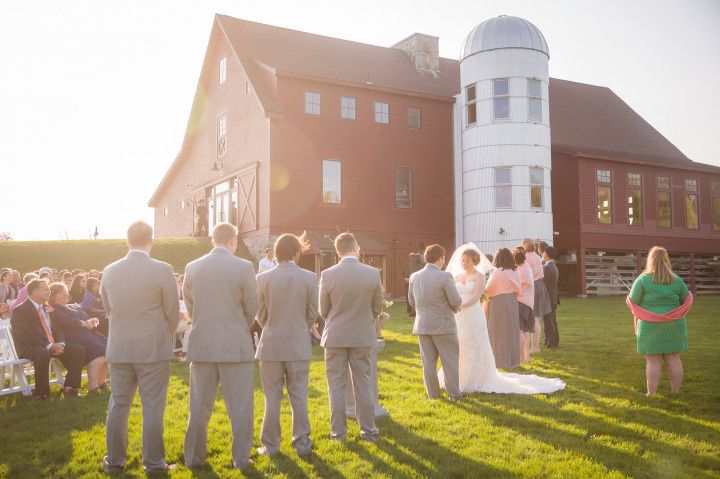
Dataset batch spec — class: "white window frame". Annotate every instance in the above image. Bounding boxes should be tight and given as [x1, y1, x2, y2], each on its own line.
[466, 84, 477, 127]
[406, 106, 421, 129]
[395, 167, 413, 208]
[304, 91, 321, 115]
[374, 101, 389, 124]
[494, 167, 512, 210]
[529, 167, 543, 210]
[527, 78, 541, 122]
[219, 57, 227, 84]
[340, 96, 356, 120]
[322, 160, 342, 204]
[628, 172, 642, 187]
[493, 78, 510, 121]
[685, 179, 698, 193]
[597, 169, 611, 184]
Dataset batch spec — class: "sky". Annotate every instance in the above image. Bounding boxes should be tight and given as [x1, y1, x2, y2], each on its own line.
[1, 0, 719, 240]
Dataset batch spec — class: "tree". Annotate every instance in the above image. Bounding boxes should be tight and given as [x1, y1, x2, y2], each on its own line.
[0, 232, 13, 242]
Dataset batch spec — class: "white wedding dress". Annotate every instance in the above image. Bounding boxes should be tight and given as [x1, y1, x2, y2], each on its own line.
[439, 279, 566, 395]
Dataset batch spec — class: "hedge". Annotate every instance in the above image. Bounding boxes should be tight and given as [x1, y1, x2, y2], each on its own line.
[0, 238, 250, 274]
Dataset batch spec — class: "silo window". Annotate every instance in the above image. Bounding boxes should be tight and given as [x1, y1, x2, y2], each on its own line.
[528, 79, 541, 122]
[495, 168, 512, 209]
[530, 167, 543, 209]
[493, 79, 509, 120]
[465, 85, 477, 126]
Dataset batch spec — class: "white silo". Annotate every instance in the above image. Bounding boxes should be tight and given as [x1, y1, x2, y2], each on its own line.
[453, 15, 552, 253]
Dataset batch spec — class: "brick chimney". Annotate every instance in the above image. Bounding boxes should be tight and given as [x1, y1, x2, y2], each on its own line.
[392, 33, 440, 76]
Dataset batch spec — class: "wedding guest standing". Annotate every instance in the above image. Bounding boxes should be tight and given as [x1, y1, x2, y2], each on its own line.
[628, 246, 690, 396]
[320, 232, 382, 442]
[101, 221, 179, 474]
[485, 248, 521, 369]
[512, 247, 534, 364]
[49, 282, 109, 392]
[183, 223, 258, 470]
[10, 279, 86, 399]
[82, 278, 108, 336]
[522, 238, 551, 353]
[255, 233, 318, 456]
[409, 244, 463, 400]
[542, 246, 560, 348]
[258, 247, 277, 273]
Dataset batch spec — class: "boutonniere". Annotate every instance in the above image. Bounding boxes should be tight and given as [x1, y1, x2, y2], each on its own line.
[46, 305, 55, 313]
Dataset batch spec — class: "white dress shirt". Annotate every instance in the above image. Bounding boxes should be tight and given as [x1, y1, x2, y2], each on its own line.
[259, 257, 277, 273]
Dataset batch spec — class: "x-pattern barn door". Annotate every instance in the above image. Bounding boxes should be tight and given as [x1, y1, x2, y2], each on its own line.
[237, 164, 257, 233]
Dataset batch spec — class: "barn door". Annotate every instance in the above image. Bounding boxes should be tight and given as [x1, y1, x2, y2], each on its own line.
[237, 165, 258, 233]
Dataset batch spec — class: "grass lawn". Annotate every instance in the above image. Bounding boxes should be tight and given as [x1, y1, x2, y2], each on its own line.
[1, 297, 719, 478]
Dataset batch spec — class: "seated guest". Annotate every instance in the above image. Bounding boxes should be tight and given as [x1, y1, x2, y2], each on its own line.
[82, 278, 108, 336]
[69, 274, 87, 304]
[9, 273, 38, 315]
[1, 268, 18, 319]
[10, 279, 86, 399]
[62, 271, 73, 288]
[12, 270, 24, 291]
[49, 282, 109, 392]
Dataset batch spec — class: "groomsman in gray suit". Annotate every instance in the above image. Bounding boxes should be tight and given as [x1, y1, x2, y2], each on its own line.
[183, 223, 258, 469]
[408, 244, 463, 400]
[320, 232, 383, 442]
[101, 221, 179, 474]
[255, 233, 319, 456]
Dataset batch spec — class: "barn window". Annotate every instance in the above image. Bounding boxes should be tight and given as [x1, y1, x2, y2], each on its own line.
[466, 84, 477, 126]
[495, 167, 512, 209]
[163, 206, 169, 217]
[657, 192, 672, 229]
[597, 186, 612, 224]
[304, 91, 321, 115]
[627, 173, 643, 226]
[628, 173, 641, 187]
[406, 106, 421, 129]
[597, 169, 611, 184]
[217, 115, 227, 157]
[395, 167, 413, 208]
[712, 182, 720, 231]
[374, 101, 389, 124]
[493, 79, 509, 121]
[340, 96, 356, 120]
[530, 167, 543, 209]
[528, 79, 541, 122]
[219, 57, 227, 84]
[685, 181, 699, 230]
[657, 176, 670, 189]
[322, 160, 342, 204]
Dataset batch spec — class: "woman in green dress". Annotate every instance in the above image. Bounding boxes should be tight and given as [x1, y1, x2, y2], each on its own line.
[628, 246, 689, 396]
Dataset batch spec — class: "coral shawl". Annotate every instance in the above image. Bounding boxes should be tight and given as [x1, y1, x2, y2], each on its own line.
[627, 294, 693, 335]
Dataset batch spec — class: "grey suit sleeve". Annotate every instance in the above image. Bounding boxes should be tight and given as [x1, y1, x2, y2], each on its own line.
[408, 274, 416, 308]
[319, 272, 330, 319]
[241, 264, 259, 329]
[444, 273, 463, 312]
[162, 265, 180, 333]
[99, 274, 111, 317]
[371, 271, 383, 317]
[256, 276, 268, 328]
[306, 277, 320, 326]
[182, 265, 193, 317]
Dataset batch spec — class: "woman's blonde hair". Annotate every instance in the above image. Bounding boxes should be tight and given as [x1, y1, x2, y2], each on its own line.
[644, 246, 674, 284]
[521, 238, 536, 253]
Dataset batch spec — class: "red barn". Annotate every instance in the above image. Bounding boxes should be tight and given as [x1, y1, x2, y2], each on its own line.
[150, 15, 720, 296]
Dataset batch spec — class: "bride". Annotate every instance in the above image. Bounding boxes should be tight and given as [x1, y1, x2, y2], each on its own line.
[439, 243, 565, 394]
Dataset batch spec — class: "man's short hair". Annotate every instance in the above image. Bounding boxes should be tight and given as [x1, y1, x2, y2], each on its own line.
[127, 221, 153, 248]
[26, 278, 47, 296]
[545, 246, 557, 260]
[212, 222, 238, 245]
[334, 232, 358, 256]
[424, 244, 446, 264]
[274, 232, 310, 262]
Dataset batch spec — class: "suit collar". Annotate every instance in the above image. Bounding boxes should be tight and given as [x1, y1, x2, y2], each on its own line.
[425, 263, 441, 271]
[211, 247, 231, 255]
[339, 256, 359, 263]
[127, 249, 150, 259]
[276, 261, 297, 268]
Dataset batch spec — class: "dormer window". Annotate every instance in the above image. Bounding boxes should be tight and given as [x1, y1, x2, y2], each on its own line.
[219, 57, 227, 84]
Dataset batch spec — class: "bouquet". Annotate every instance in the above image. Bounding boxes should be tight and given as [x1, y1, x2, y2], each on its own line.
[375, 299, 393, 339]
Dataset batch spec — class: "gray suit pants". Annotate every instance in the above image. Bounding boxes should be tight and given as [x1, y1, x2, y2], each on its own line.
[259, 360, 312, 454]
[418, 334, 461, 399]
[184, 362, 255, 468]
[105, 361, 171, 470]
[324, 347, 379, 440]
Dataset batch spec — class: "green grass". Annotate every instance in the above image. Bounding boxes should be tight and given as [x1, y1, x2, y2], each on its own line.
[1, 297, 719, 478]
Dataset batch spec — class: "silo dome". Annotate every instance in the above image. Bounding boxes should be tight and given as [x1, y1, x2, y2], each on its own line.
[462, 15, 549, 59]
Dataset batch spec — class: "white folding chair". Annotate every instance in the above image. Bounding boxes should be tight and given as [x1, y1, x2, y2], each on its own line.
[0, 325, 33, 397]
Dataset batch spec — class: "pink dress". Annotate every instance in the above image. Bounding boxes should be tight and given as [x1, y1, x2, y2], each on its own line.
[525, 252, 551, 316]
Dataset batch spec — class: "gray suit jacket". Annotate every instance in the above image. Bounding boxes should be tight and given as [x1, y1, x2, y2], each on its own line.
[543, 260, 559, 309]
[319, 257, 383, 348]
[409, 263, 462, 335]
[101, 250, 179, 363]
[255, 261, 318, 361]
[183, 247, 258, 363]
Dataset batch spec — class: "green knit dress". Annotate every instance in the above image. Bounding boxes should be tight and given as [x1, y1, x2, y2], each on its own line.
[629, 273, 689, 355]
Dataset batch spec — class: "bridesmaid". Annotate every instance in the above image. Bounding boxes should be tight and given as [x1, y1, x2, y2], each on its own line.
[522, 238, 551, 352]
[628, 246, 690, 396]
[485, 248, 521, 369]
[513, 247, 535, 364]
